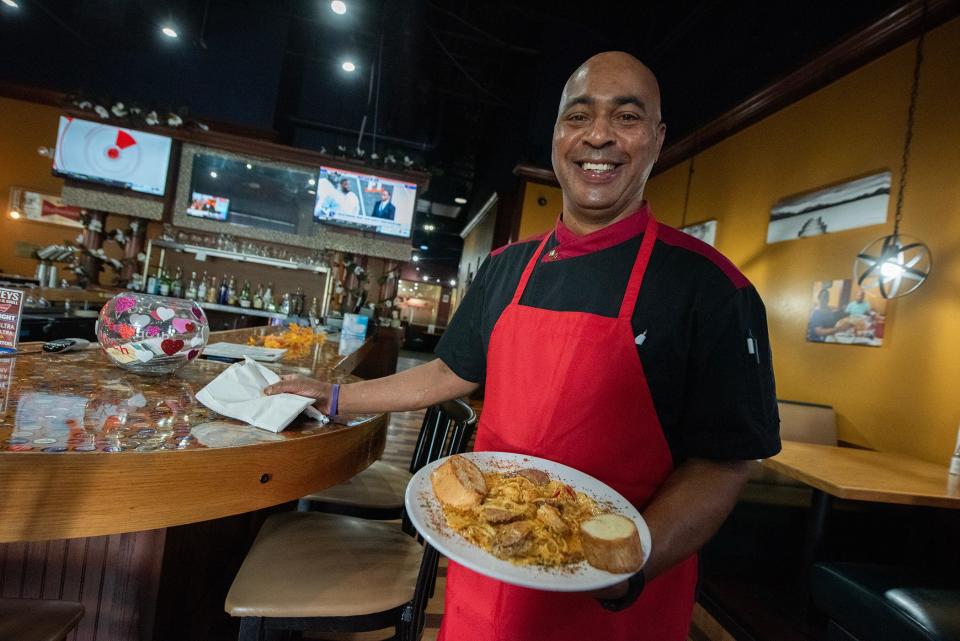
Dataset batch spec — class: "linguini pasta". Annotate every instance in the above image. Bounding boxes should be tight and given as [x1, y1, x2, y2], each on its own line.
[440, 470, 603, 567]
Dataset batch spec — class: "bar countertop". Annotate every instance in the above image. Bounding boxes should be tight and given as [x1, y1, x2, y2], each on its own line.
[0, 326, 387, 542]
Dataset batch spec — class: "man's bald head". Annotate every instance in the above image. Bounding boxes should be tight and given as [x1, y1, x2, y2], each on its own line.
[558, 52, 662, 123]
[551, 52, 666, 232]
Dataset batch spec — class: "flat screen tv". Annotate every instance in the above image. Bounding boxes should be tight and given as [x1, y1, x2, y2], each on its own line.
[53, 115, 173, 196]
[312, 166, 417, 238]
[186, 192, 230, 221]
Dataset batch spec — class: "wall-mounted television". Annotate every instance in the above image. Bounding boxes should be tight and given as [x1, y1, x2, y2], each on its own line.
[312, 166, 417, 238]
[187, 192, 230, 221]
[53, 115, 173, 196]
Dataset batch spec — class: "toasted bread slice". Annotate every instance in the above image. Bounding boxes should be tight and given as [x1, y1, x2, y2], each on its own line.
[431, 455, 488, 510]
[580, 514, 644, 573]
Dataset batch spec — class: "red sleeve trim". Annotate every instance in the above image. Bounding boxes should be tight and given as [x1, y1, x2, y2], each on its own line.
[657, 224, 752, 289]
[490, 232, 550, 258]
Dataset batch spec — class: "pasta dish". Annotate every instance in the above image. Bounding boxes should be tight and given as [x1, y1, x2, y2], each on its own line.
[440, 468, 603, 567]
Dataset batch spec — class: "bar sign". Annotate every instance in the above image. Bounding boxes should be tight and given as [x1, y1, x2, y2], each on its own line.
[0, 287, 24, 353]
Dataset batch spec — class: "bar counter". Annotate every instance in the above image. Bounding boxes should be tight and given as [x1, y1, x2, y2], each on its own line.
[0, 326, 386, 543]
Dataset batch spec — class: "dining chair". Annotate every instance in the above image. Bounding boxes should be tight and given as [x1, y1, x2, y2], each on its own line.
[297, 403, 457, 522]
[224, 399, 477, 641]
[0, 598, 84, 641]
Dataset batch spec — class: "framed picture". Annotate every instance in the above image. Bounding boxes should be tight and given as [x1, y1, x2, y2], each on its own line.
[681, 219, 717, 246]
[806, 279, 887, 347]
[767, 171, 891, 244]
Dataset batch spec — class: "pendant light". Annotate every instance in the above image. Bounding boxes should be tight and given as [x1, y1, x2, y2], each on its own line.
[854, 2, 932, 299]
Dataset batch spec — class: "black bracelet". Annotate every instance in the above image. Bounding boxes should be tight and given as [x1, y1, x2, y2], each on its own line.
[599, 570, 646, 612]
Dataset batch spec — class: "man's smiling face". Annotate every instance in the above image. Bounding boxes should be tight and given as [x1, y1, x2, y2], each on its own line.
[552, 53, 666, 226]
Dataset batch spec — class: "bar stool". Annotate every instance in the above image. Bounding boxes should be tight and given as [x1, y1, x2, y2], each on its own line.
[0, 598, 84, 641]
[225, 399, 477, 641]
[298, 404, 454, 520]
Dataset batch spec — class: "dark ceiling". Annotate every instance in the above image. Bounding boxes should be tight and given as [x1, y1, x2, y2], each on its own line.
[0, 0, 907, 269]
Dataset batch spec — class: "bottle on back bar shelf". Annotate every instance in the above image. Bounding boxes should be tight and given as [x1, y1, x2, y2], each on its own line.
[206, 275, 220, 304]
[280, 292, 291, 315]
[196, 271, 208, 301]
[145, 264, 159, 295]
[308, 297, 319, 327]
[239, 280, 251, 308]
[170, 267, 183, 298]
[185, 271, 198, 300]
[158, 268, 171, 297]
[263, 282, 274, 311]
[227, 276, 238, 306]
[252, 283, 264, 310]
[218, 274, 229, 305]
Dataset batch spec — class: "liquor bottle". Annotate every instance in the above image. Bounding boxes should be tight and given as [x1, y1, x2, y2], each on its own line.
[226, 276, 238, 306]
[239, 280, 252, 308]
[308, 297, 320, 327]
[279, 292, 291, 315]
[196, 271, 208, 302]
[263, 282, 274, 311]
[206, 275, 220, 304]
[217, 274, 229, 305]
[185, 271, 198, 300]
[170, 267, 183, 298]
[252, 283, 264, 310]
[158, 268, 171, 297]
[146, 263, 161, 295]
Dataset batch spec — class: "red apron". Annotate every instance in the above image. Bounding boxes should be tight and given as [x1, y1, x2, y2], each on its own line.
[439, 214, 698, 641]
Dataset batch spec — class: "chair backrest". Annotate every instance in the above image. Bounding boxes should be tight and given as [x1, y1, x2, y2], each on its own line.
[401, 398, 477, 641]
[748, 399, 838, 486]
[408, 398, 477, 475]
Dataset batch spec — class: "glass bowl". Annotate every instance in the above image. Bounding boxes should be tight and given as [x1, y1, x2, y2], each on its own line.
[97, 292, 209, 375]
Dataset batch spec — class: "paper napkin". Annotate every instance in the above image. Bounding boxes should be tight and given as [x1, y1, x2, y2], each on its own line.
[196, 356, 328, 433]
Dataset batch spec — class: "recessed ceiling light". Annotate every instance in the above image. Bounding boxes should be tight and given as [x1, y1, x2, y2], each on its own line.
[412, 255, 420, 262]
[161, 26, 178, 38]
[419, 245, 428, 251]
[9, 210, 21, 219]
[307, 189, 316, 195]
[308, 178, 316, 186]
[415, 267, 420, 271]
[330, 0, 347, 15]
[2, 0, 20, 8]
[449, 279, 456, 287]
[454, 197, 467, 205]
[342, 61, 356, 72]
[210, 171, 218, 178]
[423, 275, 430, 281]
[246, 163, 253, 170]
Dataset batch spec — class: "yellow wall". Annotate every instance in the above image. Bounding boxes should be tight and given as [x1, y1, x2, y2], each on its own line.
[517, 181, 563, 241]
[518, 18, 960, 464]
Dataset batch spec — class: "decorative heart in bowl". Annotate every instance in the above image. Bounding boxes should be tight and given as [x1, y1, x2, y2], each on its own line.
[97, 292, 209, 375]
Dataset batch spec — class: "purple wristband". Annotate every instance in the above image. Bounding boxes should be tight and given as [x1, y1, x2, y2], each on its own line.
[329, 384, 340, 416]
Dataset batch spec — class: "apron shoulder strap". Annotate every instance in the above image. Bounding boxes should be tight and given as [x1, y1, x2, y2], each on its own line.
[510, 233, 554, 306]
[619, 215, 659, 319]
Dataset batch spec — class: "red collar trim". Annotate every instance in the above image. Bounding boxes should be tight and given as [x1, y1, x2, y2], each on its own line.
[544, 203, 652, 261]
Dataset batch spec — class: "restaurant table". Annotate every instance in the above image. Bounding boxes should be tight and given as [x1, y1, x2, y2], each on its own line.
[0, 327, 387, 641]
[761, 441, 960, 570]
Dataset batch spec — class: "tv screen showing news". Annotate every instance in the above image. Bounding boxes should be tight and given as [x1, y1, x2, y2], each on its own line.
[187, 192, 230, 221]
[53, 116, 172, 196]
[313, 166, 417, 238]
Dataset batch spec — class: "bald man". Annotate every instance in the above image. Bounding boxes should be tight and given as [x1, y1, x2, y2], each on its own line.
[267, 52, 780, 641]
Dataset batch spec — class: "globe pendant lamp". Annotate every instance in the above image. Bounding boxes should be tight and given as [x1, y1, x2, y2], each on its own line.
[854, 2, 932, 299]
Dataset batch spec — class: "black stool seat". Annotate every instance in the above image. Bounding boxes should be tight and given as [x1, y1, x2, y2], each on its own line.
[0, 598, 84, 641]
[811, 562, 960, 641]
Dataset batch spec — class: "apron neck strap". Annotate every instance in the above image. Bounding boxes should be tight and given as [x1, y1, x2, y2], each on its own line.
[619, 215, 658, 319]
[510, 233, 553, 306]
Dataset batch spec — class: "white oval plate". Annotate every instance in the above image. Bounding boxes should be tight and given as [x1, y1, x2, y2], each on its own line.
[404, 451, 651, 592]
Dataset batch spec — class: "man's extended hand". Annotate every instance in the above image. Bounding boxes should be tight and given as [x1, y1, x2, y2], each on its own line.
[263, 375, 334, 413]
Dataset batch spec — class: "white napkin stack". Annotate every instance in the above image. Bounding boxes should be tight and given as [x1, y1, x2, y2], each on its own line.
[196, 357, 328, 433]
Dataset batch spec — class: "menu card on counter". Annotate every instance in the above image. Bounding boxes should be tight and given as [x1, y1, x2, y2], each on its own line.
[0, 287, 24, 354]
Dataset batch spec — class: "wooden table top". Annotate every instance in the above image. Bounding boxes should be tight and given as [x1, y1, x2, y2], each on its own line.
[0, 327, 386, 542]
[762, 441, 960, 509]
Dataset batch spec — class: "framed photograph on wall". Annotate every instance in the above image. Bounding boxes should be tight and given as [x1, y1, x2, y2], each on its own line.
[806, 279, 887, 347]
[680, 219, 717, 246]
[767, 171, 891, 244]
